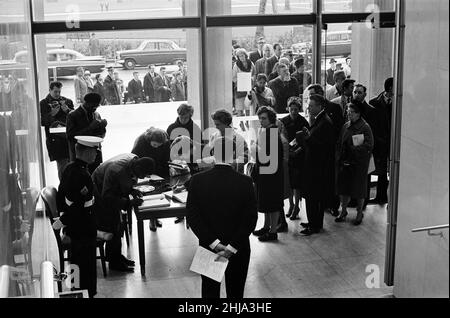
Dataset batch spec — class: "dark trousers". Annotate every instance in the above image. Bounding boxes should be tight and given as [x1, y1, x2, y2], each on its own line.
[70, 238, 97, 298]
[201, 248, 250, 299]
[305, 198, 325, 231]
[105, 226, 122, 263]
[376, 172, 389, 201]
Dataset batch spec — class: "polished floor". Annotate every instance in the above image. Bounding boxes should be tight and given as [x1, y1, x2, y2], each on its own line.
[94, 200, 393, 298]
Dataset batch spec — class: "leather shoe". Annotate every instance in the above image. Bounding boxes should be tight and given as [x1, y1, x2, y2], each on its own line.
[300, 222, 309, 228]
[277, 222, 288, 233]
[330, 209, 340, 217]
[286, 206, 294, 218]
[253, 228, 269, 236]
[109, 261, 134, 272]
[174, 217, 184, 224]
[353, 213, 364, 226]
[300, 228, 319, 236]
[290, 206, 300, 220]
[156, 220, 163, 227]
[258, 232, 278, 242]
[120, 255, 135, 267]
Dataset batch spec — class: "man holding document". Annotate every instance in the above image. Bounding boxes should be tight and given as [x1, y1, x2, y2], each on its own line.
[187, 136, 257, 299]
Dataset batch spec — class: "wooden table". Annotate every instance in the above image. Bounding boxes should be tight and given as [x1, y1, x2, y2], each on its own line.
[133, 175, 190, 276]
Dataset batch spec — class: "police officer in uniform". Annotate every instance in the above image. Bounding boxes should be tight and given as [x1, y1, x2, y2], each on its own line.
[53, 136, 103, 298]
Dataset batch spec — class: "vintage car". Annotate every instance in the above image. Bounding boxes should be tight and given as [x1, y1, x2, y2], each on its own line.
[116, 39, 186, 70]
[9, 48, 106, 78]
[293, 30, 352, 58]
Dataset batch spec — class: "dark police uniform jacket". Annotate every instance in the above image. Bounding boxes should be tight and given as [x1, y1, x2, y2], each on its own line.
[57, 158, 97, 297]
[58, 158, 96, 239]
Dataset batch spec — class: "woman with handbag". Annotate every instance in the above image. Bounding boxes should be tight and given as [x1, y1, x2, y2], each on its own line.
[335, 103, 374, 225]
[251, 106, 285, 242]
[280, 97, 310, 221]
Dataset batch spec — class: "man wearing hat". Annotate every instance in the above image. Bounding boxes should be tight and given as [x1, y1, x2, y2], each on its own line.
[92, 154, 156, 272]
[66, 92, 107, 174]
[291, 58, 312, 94]
[53, 136, 103, 298]
[103, 66, 121, 105]
[326, 58, 337, 86]
[249, 37, 266, 64]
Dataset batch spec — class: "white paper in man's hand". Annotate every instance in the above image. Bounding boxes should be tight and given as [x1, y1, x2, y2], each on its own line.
[237, 72, 252, 92]
[352, 134, 364, 146]
[190, 246, 228, 283]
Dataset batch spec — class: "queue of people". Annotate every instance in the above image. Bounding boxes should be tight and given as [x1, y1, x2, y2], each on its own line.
[75, 62, 188, 106]
[40, 56, 393, 298]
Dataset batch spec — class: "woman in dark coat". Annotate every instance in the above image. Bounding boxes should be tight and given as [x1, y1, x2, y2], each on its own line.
[131, 127, 170, 231]
[93, 74, 107, 105]
[252, 106, 284, 242]
[280, 97, 309, 220]
[335, 103, 374, 225]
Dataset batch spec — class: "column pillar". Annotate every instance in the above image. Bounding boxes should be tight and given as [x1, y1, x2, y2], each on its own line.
[204, 0, 232, 128]
[351, 0, 394, 98]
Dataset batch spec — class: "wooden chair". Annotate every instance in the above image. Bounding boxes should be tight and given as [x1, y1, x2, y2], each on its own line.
[40, 186, 108, 285]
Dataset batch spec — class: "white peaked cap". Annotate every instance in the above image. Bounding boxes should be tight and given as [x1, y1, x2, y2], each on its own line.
[75, 136, 103, 148]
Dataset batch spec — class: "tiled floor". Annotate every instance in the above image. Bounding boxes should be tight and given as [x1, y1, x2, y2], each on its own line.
[95, 200, 393, 298]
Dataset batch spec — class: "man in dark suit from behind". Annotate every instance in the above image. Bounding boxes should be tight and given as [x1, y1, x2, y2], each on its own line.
[187, 136, 257, 299]
[306, 84, 344, 216]
[297, 94, 335, 235]
[368, 77, 394, 204]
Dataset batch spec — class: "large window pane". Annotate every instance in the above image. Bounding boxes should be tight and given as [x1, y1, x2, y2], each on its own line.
[322, 22, 394, 101]
[207, 0, 313, 15]
[32, 0, 199, 22]
[206, 25, 313, 145]
[0, 0, 44, 297]
[323, 0, 395, 13]
[35, 29, 201, 187]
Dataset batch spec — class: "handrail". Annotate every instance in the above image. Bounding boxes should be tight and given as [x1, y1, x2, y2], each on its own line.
[412, 224, 449, 233]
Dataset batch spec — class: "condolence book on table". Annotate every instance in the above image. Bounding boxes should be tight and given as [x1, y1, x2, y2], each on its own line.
[140, 194, 170, 209]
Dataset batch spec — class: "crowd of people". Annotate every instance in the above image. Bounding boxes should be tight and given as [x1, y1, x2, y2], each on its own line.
[39, 34, 393, 296]
[72, 61, 187, 107]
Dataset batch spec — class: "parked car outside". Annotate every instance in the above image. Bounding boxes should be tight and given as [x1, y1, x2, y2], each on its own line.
[116, 39, 186, 70]
[10, 48, 105, 78]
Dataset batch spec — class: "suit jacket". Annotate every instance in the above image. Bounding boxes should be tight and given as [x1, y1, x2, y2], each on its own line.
[297, 111, 335, 201]
[74, 76, 88, 104]
[291, 71, 312, 93]
[324, 99, 345, 143]
[66, 105, 106, 161]
[93, 82, 106, 105]
[40, 94, 74, 161]
[186, 164, 257, 251]
[369, 92, 392, 159]
[249, 50, 263, 64]
[143, 73, 156, 102]
[92, 153, 138, 232]
[265, 55, 279, 76]
[127, 79, 144, 100]
[255, 57, 267, 75]
[268, 77, 300, 113]
[326, 68, 336, 86]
